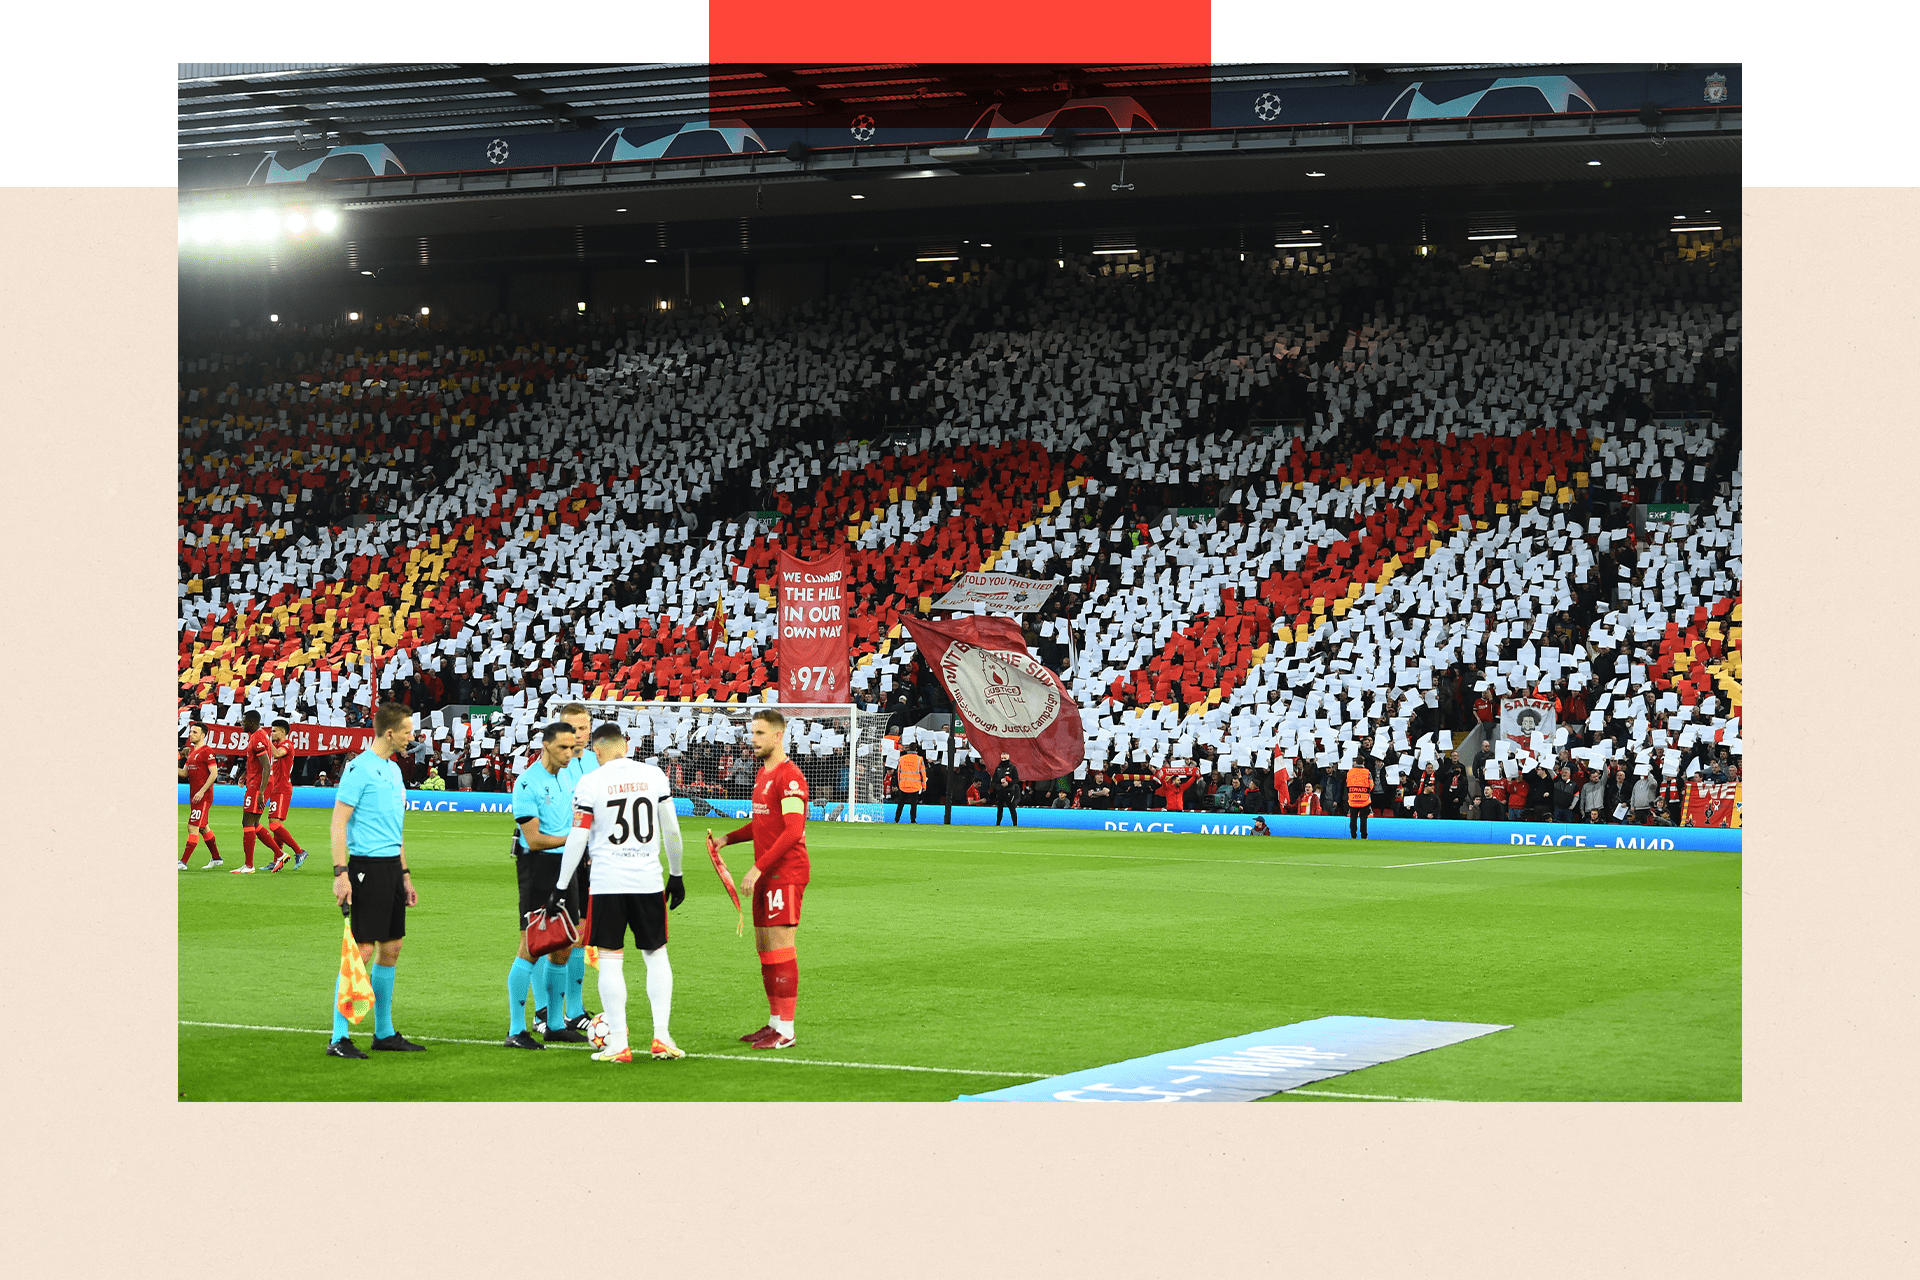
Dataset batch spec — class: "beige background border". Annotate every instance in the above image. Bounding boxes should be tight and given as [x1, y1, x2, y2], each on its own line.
[0, 183, 1912, 1276]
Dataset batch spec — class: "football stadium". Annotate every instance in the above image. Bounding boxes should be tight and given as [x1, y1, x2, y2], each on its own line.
[177, 62, 1741, 1102]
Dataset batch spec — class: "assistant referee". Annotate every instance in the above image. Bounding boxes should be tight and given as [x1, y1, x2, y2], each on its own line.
[326, 702, 425, 1058]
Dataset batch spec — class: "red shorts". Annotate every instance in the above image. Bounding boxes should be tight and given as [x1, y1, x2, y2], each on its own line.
[188, 802, 211, 829]
[752, 880, 806, 928]
[268, 787, 292, 822]
[243, 782, 266, 816]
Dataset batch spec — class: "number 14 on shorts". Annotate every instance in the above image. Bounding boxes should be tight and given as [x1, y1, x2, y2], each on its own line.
[756, 882, 803, 927]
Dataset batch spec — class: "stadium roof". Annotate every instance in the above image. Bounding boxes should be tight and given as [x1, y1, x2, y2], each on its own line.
[178, 63, 1593, 158]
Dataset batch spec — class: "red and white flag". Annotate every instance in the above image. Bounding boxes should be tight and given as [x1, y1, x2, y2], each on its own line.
[905, 616, 1084, 781]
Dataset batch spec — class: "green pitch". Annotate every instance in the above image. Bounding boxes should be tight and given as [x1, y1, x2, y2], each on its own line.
[176, 808, 1740, 1102]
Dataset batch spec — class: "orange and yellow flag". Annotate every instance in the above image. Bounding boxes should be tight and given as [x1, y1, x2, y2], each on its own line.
[335, 919, 374, 1024]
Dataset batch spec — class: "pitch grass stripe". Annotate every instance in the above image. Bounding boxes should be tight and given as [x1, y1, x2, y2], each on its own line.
[177, 1021, 1047, 1079]
[1008, 848, 1605, 870]
[1284, 1088, 1459, 1102]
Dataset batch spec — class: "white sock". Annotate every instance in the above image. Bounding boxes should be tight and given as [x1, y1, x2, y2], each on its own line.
[770, 1016, 794, 1037]
[641, 946, 673, 1044]
[596, 952, 628, 1051]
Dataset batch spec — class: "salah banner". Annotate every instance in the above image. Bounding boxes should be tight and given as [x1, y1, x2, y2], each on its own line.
[905, 615, 1084, 781]
[776, 547, 850, 704]
[933, 571, 1058, 614]
[1684, 781, 1741, 828]
[1499, 696, 1558, 753]
[200, 722, 376, 757]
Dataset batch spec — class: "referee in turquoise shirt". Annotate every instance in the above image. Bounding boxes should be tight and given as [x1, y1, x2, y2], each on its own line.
[326, 702, 424, 1058]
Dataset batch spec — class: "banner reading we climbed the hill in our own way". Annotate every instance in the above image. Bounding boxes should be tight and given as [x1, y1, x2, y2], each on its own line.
[776, 548, 850, 704]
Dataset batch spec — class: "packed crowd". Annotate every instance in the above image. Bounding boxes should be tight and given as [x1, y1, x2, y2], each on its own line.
[179, 229, 1741, 815]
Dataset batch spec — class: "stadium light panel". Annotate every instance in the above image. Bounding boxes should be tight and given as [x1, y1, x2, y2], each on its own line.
[577, 302, 586, 312]
[1467, 232, 1518, 241]
[419, 306, 430, 316]
[1072, 181, 1087, 188]
[1306, 171, 1327, 177]
[657, 300, 669, 310]
[645, 257, 658, 263]
[741, 296, 751, 305]
[1091, 248, 1137, 255]
[851, 194, 866, 199]
[978, 242, 991, 248]
[347, 311, 360, 320]
[1672, 225, 1722, 233]
[361, 270, 375, 276]
[1275, 239, 1323, 248]
[269, 314, 279, 322]
[191, 217, 216, 245]
[1587, 160, 1602, 166]
[916, 255, 959, 262]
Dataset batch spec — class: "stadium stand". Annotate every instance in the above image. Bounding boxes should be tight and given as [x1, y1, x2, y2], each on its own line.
[180, 228, 1741, 819]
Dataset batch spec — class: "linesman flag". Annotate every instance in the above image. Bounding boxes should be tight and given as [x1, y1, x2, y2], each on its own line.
[335, 909, 374, 1025]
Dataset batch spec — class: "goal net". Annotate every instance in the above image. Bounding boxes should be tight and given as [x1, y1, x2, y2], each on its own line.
[551, 701, 888, 823]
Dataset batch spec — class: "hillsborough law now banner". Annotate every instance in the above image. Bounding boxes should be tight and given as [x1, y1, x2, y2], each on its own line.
[200, 723, 375, 757]
[932, 572, 1058, 614]
[905, 615, 1084, 781]
[776, 548, 850, 704]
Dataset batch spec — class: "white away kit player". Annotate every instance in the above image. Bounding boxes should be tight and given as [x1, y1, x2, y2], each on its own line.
[555, 723, 687, 1063]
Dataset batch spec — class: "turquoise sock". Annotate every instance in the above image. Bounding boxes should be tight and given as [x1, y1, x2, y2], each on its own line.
[371, 963, 395, 1039]
[567, 949, 587, 1018]
[531, 956, 552, 1020]
[546, 962, 570, 1031]
[508, 957, 534, 1035]
[331, 986, 351, 1042]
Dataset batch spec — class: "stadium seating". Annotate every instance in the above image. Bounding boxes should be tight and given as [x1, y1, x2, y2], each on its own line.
[179, 229, 1741, 794]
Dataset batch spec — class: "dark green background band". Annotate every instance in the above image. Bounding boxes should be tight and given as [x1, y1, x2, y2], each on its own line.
[11, 3, 1904, 185]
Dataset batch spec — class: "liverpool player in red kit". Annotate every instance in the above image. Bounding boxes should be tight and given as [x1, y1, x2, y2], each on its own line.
[265, 719, 310, 872]
[707, 708, 809, 1049]
[233, 710, 279, 873]
[178, 723, 224, 869]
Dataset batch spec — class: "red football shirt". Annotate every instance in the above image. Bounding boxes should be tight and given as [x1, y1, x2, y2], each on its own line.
[185, 743, 215, 796]
[270, 741, 295, 792]
[748, 758, 810, 881]
[243, 728, 274, 788]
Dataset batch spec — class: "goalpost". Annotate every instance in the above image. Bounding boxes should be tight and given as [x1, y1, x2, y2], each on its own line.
[549, 700, 889, 822]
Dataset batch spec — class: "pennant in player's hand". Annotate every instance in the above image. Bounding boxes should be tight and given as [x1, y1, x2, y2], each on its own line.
[335, 915, 374, 1025]
[706, 829, 744, 936]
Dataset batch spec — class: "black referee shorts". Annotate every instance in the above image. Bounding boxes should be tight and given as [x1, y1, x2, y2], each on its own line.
[584, 891, 669, 953]
[515, 854, 587, 929]
[347, 856, 406, 944]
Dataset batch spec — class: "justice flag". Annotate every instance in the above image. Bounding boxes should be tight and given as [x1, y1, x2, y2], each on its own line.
[904, 615, 1084, 781]
[933, 571, 1058, 614]
[1499, 695, 1557, 750]
[1685, 780, 1741, 828]
[776, 548, 849, 704]
[203, 723, 376, 757]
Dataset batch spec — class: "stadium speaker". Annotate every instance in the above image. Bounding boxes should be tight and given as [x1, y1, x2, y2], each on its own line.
[785, 141, 809, 164]
[1638, 104, 1665, 129]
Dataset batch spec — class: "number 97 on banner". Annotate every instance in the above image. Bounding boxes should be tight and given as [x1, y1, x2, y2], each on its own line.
[794, 666, 836, 691]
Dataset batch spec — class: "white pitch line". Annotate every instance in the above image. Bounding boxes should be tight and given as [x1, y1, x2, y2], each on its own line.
[1283, 1088, 1458, 1102]
[178, 1020, 1046, 1078]
[1379, 848, 1598, 868]
[1005, 850, 1360, 869]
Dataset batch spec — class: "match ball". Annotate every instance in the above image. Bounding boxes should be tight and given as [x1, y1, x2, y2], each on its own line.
[587, 1013, 612, 1050]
